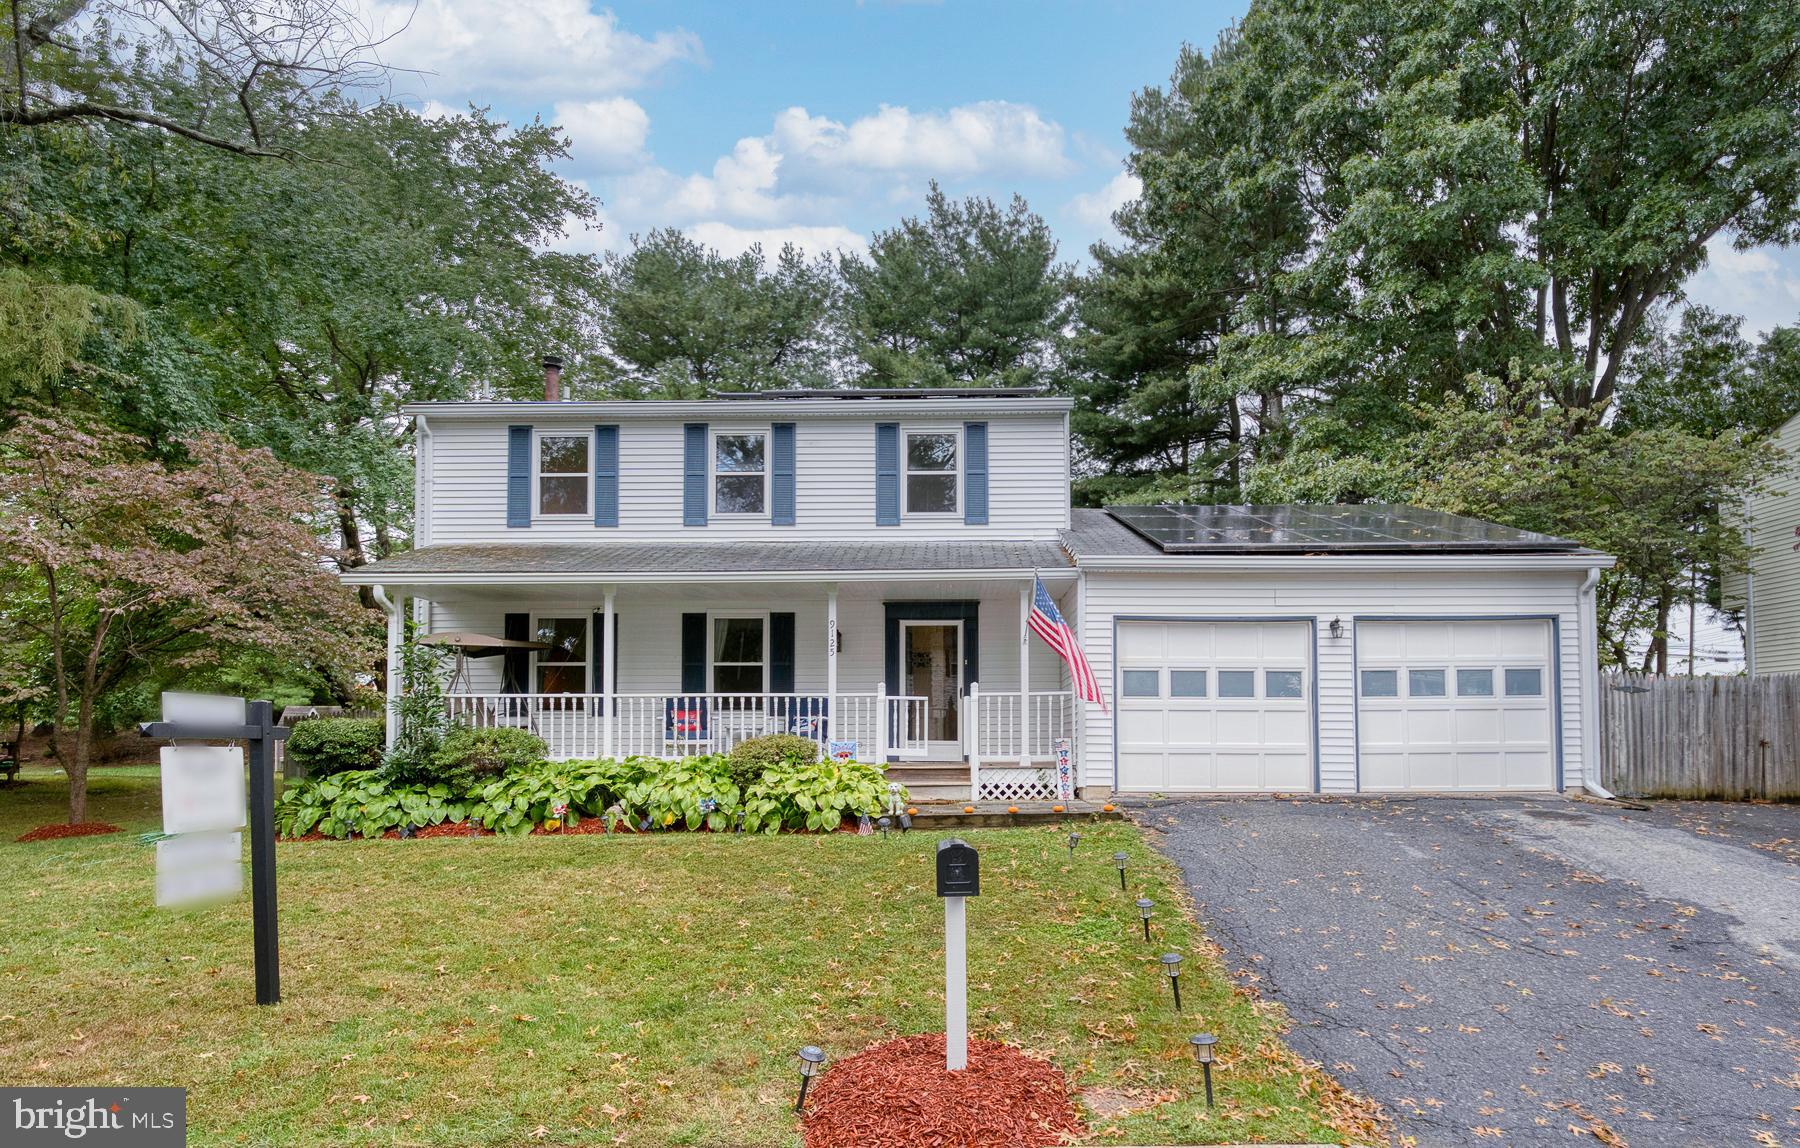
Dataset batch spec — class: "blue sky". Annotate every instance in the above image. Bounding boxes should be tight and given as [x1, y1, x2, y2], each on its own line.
[372, 0, 1800, 335]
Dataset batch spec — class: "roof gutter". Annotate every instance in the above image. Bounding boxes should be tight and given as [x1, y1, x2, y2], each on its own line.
[402, 397, 1074, 419]
[1072, 552, 1618, 573]
[340, 566, 1082, 587]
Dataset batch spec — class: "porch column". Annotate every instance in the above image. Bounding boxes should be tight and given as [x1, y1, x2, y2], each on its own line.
[602, 585, 616, 760]
[376, 584, 402, 751]
[825, 583, 839, 703]
[1019, 580, 1032, 768]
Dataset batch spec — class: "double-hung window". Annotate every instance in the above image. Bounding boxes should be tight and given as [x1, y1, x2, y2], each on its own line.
[715, 432, 766, 515]
[533, 617, 588, 693]
[537, 433, 590, 517]
[712, 616, 766, 695]
[905, 431, 958, 514]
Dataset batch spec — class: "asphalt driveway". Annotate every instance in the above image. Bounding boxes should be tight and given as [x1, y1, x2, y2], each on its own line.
[1144, 796, 1800, 1147]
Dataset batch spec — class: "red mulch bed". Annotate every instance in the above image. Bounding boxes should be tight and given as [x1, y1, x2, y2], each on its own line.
[801, 1033, 1086, 1148]
[16, 822, 122, 843]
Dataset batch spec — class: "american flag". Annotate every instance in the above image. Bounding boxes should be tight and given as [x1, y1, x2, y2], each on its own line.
[1028, 576, 1107, 712]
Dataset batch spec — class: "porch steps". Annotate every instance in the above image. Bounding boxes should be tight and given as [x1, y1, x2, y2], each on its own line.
[897, 801, 1123, 829]
[885, 762, 975, 803]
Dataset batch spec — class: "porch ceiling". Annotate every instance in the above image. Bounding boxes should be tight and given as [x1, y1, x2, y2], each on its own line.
[343, 539, 1075, 586]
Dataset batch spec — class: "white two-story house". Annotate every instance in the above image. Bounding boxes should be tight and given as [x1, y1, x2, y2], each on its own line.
[344, 383, 1616, 802]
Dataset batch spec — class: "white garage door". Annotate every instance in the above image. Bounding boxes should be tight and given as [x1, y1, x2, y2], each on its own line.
[1356, 620, 1556, 791]
[1116, 621, 1313, 792]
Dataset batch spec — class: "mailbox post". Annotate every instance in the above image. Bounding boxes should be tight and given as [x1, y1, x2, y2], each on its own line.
[935, 838, 979, 1071]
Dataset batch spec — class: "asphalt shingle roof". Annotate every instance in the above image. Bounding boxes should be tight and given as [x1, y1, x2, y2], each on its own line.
[347, 539, 1074, 577]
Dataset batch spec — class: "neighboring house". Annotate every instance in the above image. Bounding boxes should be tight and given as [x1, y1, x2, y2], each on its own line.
[343, 381, 1616, 800]
[1726, 411, 1800, 674]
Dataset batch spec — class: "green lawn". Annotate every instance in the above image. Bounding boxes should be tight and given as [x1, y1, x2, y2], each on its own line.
[0, 766, 1372, 1146]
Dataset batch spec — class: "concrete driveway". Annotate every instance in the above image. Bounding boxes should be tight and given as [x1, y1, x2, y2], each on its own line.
[1144, 796, 1800, 1147]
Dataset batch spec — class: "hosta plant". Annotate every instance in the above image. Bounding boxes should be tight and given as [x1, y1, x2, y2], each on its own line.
[276, 770, 468, 839]
[741, 759, 894, 834]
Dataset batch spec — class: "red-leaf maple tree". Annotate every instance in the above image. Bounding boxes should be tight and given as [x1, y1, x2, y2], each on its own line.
[0, 413, 376, 822]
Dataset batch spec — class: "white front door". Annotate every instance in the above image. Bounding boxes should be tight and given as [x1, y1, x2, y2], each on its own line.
[1356, 620, 1555, 791]
[901, 621, 963, 758]
[1115, 620, 1313, 792]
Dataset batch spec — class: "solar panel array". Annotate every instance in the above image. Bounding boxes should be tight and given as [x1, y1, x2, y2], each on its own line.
[1104, 504, 1581, 554]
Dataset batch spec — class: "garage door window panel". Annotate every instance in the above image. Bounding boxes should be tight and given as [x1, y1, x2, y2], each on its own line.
[1217, 670, 1256, 699]
[1266, 670, 1304, 699]
[1456, 669, 1494, 697]
[1408, 669, 1447, 697]
[1360, 669, 1399, 697]
[1505, 668, 1543, 696]
[1169, 670, 1208, 698]
[1122, 669, 1161, 698]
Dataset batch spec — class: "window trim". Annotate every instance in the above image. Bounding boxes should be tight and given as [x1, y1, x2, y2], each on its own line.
[903, 427, 961, 517]
[530, 612, 591, 693]
[707, 610, 769, 695]
[711, 428, 769, 518]
[534, 429, 593, 519]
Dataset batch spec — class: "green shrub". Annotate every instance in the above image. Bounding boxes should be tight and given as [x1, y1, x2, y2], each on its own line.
[284, 718, 384, 779]
[468, 757, 648, 836]
[431, 726, 548, 789]
[727, 733, 820, 787]
[742, 759, 894, 834]
[619, 755, 740, 832]
[275, 770, 468, 839]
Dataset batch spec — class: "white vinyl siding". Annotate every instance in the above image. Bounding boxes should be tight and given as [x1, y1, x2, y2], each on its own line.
[1079, 570, 1589, 794]
[1729, 413, 1800, 673]
[425, 414, 1069, 543]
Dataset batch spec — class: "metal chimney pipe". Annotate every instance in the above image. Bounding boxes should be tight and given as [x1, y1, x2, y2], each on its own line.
[542, 353, 564, 402]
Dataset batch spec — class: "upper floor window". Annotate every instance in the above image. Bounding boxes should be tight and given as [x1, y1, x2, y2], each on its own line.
[905, 431, 958, 514]
[715, 432, 766, 515]
[537, 433, 589, 517]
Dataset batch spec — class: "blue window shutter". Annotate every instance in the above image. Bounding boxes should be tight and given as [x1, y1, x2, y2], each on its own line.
[593, 425, 619, 527]
[770, 613, 795, 692]
[963, 421, 989, 525]
[875, 422, 899, 526]
[771, 422, 797, 526]
[681, 613, 707, 692]
[506, 425, 531, 528]
[683, 423, 708, 527]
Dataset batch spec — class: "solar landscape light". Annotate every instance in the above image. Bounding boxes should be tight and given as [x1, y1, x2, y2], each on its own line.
[1113, 850, 1129, 890]
[1160, 952, 1184, 1011]
[795, 1045, 826, 1111]
[1066, 831, 1081, 858]
[898, 811, 912, 833]
[1189, 1033, 1218, 1106]
[877, 815, 892, 839]
[1136, 898, 1154, 941]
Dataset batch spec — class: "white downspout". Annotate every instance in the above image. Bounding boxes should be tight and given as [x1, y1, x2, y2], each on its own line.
[1577, 566, 1616, 800]
[372, 584, 403, 751]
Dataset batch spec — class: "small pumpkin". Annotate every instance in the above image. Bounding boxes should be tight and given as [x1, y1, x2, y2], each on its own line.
[1006, 805, 1019, 814]
[963, 805, 976, 813]
[1102, 803, 1116, 812]
[907, 806, 919, 816]
[1052, 804, 1066, 813]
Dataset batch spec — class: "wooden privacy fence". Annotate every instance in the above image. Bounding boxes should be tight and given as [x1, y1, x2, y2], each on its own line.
[1599, 672, 1800, 800]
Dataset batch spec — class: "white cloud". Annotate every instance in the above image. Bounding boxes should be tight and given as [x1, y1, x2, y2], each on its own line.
[1685, 234, 1800, 338]
[554, 98, 651, 173]
[374, 0, 702, 103]
[684, 223, 867, 262]
[770, 101, 1074, 183]
[1066, 170, 1141, 236]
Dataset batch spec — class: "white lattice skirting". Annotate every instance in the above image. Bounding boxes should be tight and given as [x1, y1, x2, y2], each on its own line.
[978, 768, 1059, 802]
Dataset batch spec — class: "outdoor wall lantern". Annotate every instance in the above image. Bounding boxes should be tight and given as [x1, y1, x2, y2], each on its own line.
[1328, 617, 1344, 639]
[898, 811, 913, 833]
[795, 1045, 826, 1111]
[877, 815, 892, 839]
[1189, 1033, 1218, 1106]
[1136, 898, 1154, 941]
[1161, 952, 1184, 1011]
[1067, 831, 1081, 858]
[1113, 851, 1129, 891]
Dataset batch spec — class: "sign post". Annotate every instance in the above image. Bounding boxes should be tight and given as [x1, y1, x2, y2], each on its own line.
[935, 838, 980, 1071]
[141, 694, 289, 1006]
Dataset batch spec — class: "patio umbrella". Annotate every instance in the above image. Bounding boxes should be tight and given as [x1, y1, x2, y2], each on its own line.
[417, 631, 550, 692]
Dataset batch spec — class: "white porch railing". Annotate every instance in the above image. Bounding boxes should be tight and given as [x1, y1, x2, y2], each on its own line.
[967, 687, 1076, 802]
[444, 690, 928, 762]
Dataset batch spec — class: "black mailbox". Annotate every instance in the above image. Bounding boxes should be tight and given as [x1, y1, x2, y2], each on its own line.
[936, 838, 980, 897]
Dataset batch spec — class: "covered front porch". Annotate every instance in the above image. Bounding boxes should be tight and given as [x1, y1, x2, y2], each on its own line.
[373, 569, 1082, 802]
